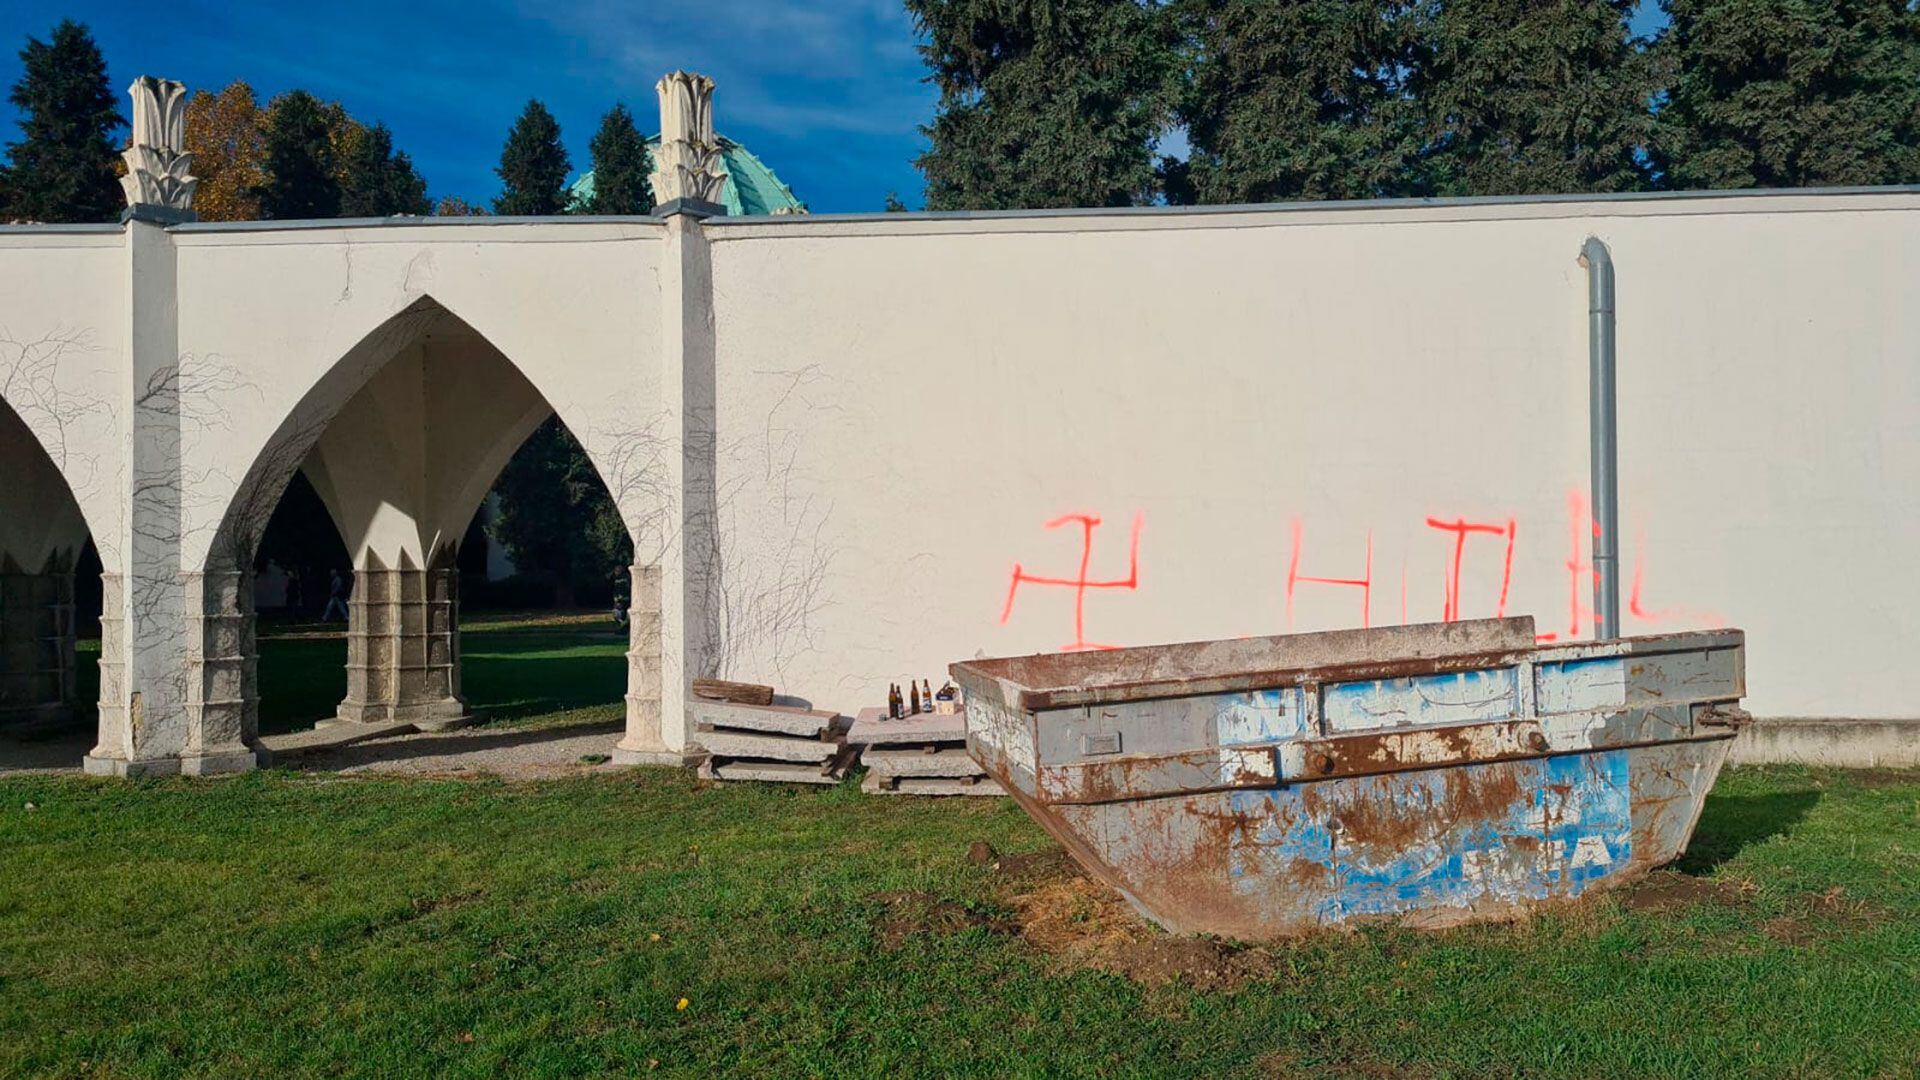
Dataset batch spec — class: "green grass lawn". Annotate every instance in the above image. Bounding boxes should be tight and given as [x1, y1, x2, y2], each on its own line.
[247, 611, 633, 734]
[6, 620, 1918, 1078]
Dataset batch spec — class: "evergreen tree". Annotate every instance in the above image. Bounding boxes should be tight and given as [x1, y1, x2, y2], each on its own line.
[488, 417, 631, 608]
[908, 0, 1176, 209]
[584, 103, 652, 214]
[1169, 0, 1420, 204]
[1410, 0, 1656, 196]
[494, 100, 571, 215]
[255, 90, 340, 219]
[883, 191, 908, 212]
[338, 122, 430, 216]
[1653, 0, 1920, 189]
[4, 20, 123, 223]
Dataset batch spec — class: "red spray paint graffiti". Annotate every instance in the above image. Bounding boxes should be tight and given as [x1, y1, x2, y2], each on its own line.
[1000, 512, 1143, 652]
[999, 491, 1717, 653]
[1425, 516, 1516, 622]
[1286, 520, 1372, 628]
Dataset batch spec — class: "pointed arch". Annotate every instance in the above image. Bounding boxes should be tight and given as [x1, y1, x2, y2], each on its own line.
[201, 293, 647, 578]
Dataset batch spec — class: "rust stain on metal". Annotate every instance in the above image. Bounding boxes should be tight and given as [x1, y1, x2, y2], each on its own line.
[952, 617, 1747, 940]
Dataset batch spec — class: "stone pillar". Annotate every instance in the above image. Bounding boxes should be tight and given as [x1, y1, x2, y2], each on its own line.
[94, 573, 125, 750]
[332, 548, 470, 730]
[181, 568, 263, 774]
[614, 561, 686, 764]
[0, 555, 77, 731]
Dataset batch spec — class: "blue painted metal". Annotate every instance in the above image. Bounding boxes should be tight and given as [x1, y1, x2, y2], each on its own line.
[952, 617, 1747, 939]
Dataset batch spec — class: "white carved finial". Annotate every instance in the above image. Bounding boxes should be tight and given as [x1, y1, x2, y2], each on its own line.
[650, 71, 727, 209]
[120, 77, 197, 216]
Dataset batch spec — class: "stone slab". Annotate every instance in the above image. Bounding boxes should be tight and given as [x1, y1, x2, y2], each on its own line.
[697, 729, 839, 763]
[860, 746, 984, 779]
[861, 773, 1005, 797]
[846, 706, 967, 747]
[693, 700, 841, 738]
[700, 758, 845, 785]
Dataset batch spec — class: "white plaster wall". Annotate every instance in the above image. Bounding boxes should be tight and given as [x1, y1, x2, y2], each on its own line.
[171, 220, 668, 573]
[706, 192, 1920, 720]
[0, 230, 129, 568]
[303, 336, 549, 565]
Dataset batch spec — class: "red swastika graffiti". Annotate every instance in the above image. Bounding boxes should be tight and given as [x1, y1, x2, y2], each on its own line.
[1425, 516, 1517, 622]
[1000, 512, 1142, 652]
[1286, 519, 1372, 628]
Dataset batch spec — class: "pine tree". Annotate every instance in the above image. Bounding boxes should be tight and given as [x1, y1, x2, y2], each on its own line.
[1410, 0, 1656, 196]
[908, 0, 1176, 209]
[184, 81, 266, 221]
[494, 100, 571, 215]
[4, 20, 124, 223]
[255, 90, 340, 219]
[488, 417, 631, 608]
[1170, 0, 1421, 204]
[338, 123, 430, 217]
[1654, 0, 1920, 189]
[584, 103, 652, 214]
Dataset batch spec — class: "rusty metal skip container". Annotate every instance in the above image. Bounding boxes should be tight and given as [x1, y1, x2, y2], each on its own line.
[950, 617, 1746, 940]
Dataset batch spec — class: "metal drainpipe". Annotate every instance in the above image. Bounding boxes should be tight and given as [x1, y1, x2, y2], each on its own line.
[1580, 237, 1620, 639]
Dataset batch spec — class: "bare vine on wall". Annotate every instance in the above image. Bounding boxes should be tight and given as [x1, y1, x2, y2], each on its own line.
[696, 365, 838, 685]
[0, 327, 109, 523]
[587, 366, 837, 687]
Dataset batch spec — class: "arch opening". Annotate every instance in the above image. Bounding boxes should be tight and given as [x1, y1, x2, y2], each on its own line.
[206, 297, 649, 755]
[0, 394, 98, 760]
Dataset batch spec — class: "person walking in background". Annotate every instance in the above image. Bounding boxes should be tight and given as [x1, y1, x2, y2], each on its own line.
[323, 569, 350, 621]
[284, 567, 303, 616]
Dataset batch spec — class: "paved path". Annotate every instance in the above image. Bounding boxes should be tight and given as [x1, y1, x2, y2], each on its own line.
[1, 720, 631, 781]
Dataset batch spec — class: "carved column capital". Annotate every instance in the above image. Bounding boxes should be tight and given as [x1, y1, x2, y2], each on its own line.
[650, 70, 728, 215]
[120, 76, 198, 224]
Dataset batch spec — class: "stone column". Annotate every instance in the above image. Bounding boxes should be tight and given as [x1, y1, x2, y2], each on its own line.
[181, 567, 263, 774]
[0, 555, 77, 731]
[614, 561, 686, 764]
[331, 548, 470, 730]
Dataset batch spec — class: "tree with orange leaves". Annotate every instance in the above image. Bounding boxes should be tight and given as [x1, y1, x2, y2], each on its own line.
[183, 81, 265, 221]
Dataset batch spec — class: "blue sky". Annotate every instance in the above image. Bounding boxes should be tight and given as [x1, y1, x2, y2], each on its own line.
[0, 0, 939, 212]
[1, 2, 1670, 215]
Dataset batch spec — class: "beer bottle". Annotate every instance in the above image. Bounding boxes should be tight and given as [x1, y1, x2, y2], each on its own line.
[909, 680, 922, 715]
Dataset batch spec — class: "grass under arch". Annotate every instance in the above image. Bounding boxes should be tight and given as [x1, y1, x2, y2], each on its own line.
[3, 617, 1917, 1079]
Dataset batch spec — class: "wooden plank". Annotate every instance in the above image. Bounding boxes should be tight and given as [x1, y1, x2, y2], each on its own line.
[692, 678, 775, 706]
[692, 700, 841, 738]
[698, 730, 837, 763]
[860, 746, 983, 778]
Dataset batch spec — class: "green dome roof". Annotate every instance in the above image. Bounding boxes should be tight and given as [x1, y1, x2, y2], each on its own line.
[568, 134, 806, 216]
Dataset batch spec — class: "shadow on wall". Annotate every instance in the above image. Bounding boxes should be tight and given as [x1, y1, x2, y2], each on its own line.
[1675, 786, 1822, 874]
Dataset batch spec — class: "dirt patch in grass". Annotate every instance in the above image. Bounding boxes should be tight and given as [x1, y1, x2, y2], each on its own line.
[1762, 886, 1888, 946]
[985, 843, 1274, 990]
[1838, 768, 1920, 790]
[869, 889, 1013, 949]
[1618, 869, 1756, 913]
[1258, 1051, 1438, 1080]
